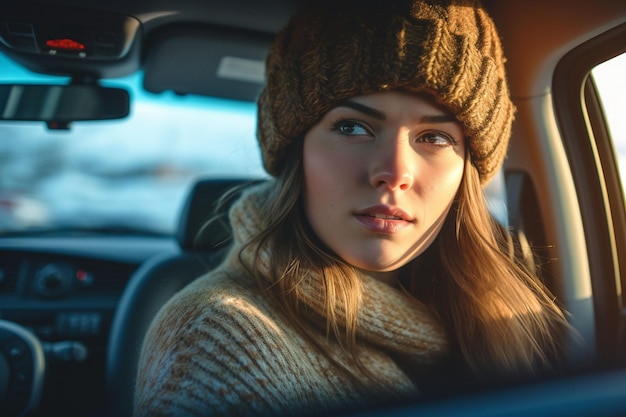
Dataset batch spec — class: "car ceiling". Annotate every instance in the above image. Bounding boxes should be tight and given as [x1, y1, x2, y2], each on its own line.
[5, 0, 302, 34]
[0, 0, 311, 102]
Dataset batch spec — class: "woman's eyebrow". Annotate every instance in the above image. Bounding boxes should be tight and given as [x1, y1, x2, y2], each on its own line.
[339, 100, 386, 120]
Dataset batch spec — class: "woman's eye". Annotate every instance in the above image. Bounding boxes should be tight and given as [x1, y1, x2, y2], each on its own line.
[332, 119, 369, 136]
[417, 132, 456, 147]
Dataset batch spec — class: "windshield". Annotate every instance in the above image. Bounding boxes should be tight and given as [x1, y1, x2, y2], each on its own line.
[0, 52, 267, 236]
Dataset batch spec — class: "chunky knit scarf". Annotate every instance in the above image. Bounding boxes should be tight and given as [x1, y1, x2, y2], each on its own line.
[134, 184, 449, 417]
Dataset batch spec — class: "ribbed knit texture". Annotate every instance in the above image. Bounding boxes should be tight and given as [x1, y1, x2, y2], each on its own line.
[134, 183, 449, 417]
[257, 0, 514, 184]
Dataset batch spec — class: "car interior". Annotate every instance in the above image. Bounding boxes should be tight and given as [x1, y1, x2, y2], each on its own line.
[0, 0, 625, 416]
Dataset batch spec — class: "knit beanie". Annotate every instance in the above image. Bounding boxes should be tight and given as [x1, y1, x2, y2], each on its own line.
[257, 0, 514, 184]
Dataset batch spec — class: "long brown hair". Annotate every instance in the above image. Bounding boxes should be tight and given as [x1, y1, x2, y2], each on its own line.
[238, 139, 569, 381]
[420, 159, 569, 379]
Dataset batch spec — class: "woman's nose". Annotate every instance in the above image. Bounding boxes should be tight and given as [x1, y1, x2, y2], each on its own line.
[369, 135, 415, 191]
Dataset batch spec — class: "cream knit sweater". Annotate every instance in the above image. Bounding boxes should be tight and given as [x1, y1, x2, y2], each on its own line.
[134, 184, 449, 417]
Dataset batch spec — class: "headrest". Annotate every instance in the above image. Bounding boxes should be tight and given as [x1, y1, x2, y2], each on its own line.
[176, 178, 263, 251]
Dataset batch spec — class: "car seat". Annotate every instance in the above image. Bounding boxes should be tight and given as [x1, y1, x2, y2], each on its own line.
[104, 177, 261, 417]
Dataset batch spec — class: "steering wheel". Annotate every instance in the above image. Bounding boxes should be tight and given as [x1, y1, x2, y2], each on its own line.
[0, 320, 45, 417]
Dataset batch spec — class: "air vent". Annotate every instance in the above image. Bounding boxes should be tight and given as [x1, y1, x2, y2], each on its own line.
[0, 255, 22, 294]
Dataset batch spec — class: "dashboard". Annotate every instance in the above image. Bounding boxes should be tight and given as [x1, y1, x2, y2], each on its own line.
[0, 235, 178, 416]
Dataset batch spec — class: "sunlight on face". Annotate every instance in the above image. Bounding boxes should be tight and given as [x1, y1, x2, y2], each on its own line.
[303, 91, 465, 282]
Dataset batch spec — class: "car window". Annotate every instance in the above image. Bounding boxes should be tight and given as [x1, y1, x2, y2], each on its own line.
[592, 52, 626, 193]
[0, 52, 268, 235]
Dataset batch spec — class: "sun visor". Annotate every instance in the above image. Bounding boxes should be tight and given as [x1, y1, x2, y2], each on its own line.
[0, 3, 141, 79]
[142, 24, 272, 102]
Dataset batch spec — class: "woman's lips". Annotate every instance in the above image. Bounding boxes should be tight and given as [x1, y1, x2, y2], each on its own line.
[353, 205, 414, 234]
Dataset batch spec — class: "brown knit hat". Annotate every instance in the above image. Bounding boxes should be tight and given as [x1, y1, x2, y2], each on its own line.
[257, 0, 515, 184]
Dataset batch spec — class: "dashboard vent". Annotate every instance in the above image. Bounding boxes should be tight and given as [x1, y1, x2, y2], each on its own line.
[0, 255, 22, 294]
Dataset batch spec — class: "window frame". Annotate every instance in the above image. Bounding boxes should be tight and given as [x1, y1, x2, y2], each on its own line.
[553, 22, 626, 366]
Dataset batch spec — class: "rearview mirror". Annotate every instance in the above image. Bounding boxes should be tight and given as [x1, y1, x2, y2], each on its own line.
[0, 84, 130, 128]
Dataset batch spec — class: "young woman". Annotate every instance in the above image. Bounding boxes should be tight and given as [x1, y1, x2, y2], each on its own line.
[134, 1, 572, 416]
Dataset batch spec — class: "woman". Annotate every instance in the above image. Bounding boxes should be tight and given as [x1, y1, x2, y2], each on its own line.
[134, 1, 572, 416]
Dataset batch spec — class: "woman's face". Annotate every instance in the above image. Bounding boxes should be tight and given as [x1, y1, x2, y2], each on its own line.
[303, 91, 465, 278]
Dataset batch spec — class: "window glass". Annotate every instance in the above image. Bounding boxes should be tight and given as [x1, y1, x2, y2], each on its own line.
[0, 52, 266, 235]
[592, 53, 626, 189]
